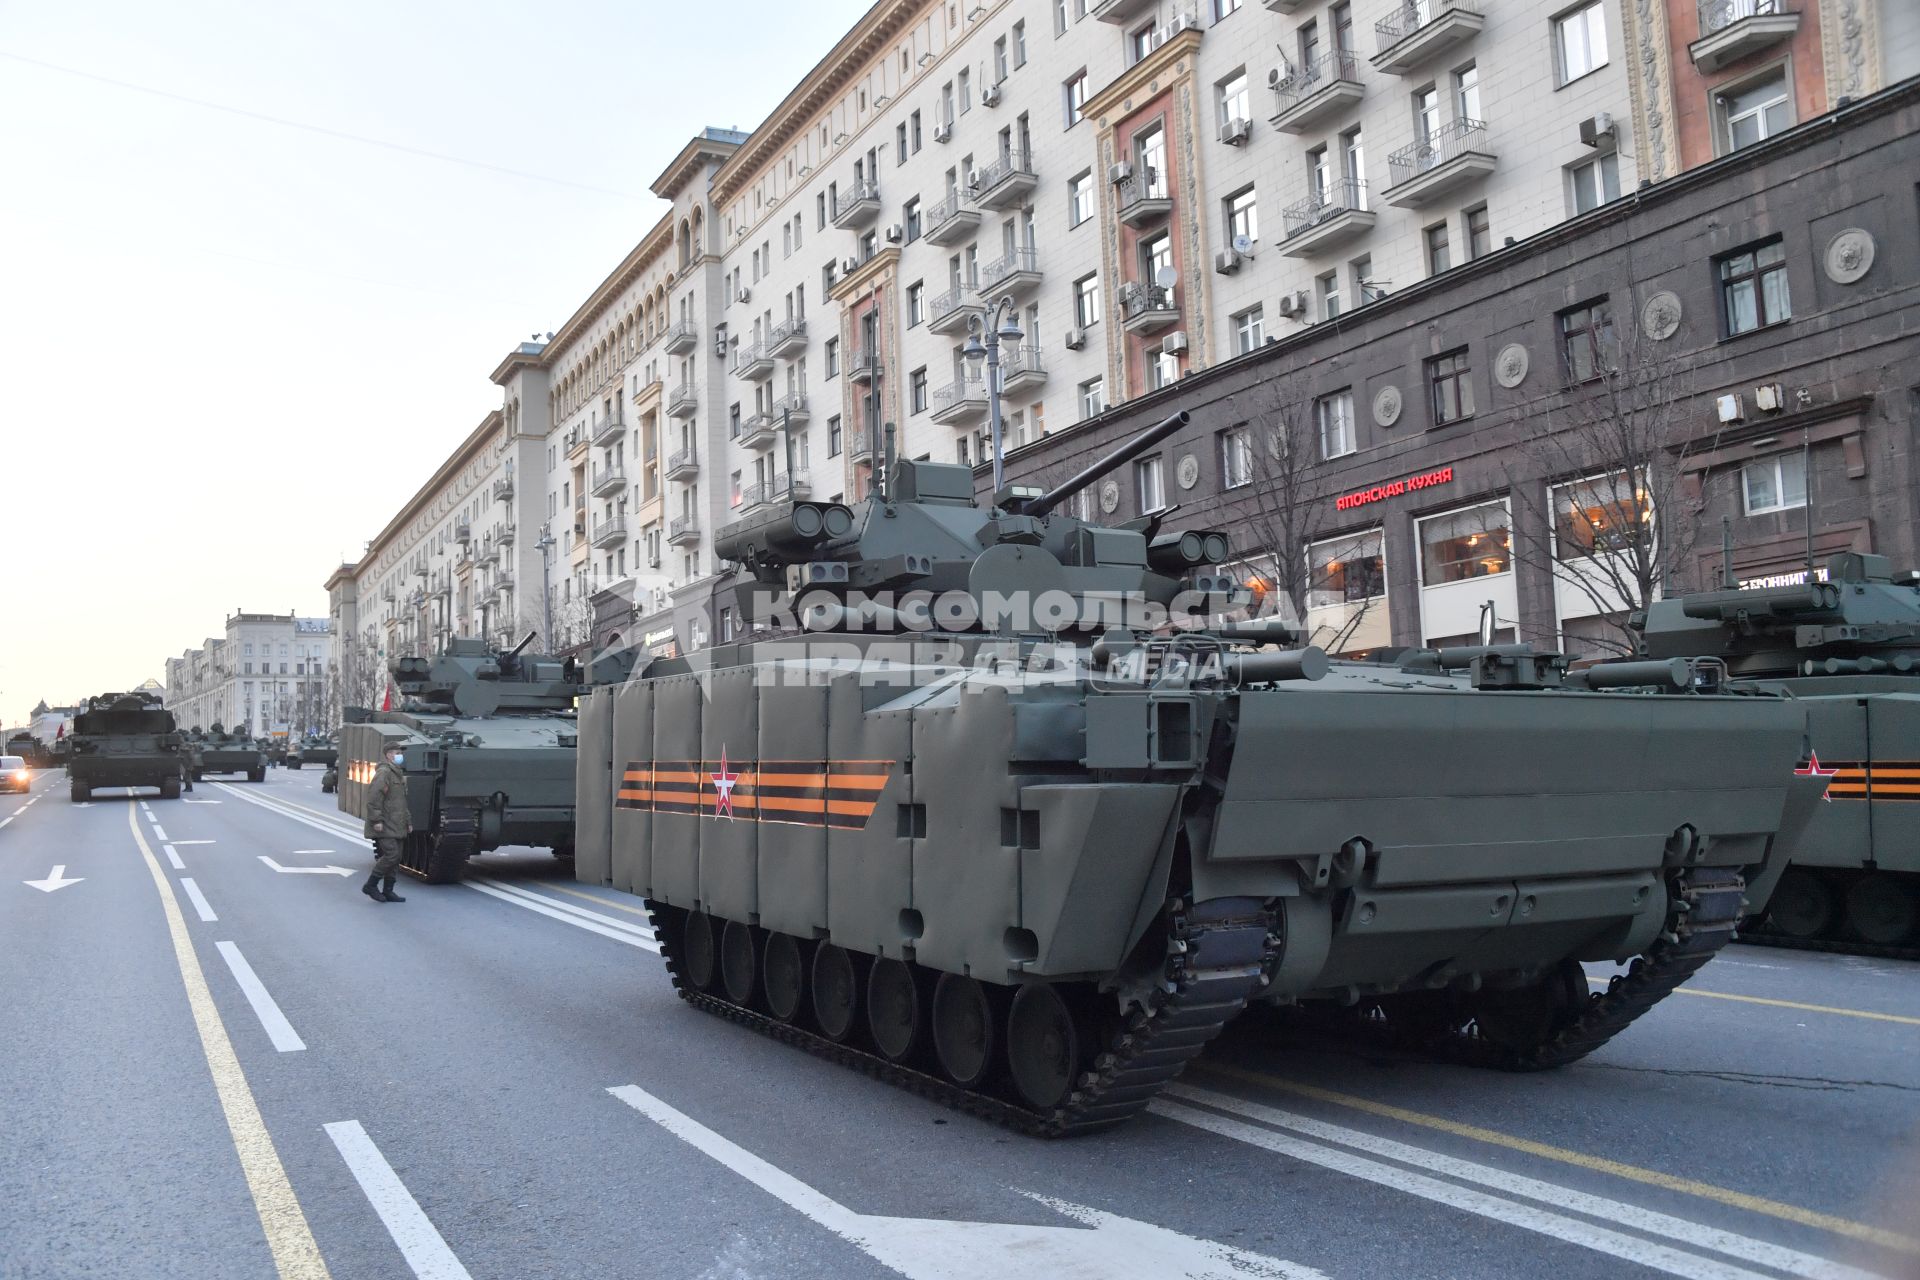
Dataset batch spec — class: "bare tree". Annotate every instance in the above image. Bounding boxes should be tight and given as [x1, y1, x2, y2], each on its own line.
[1500, 316, 1715, 656]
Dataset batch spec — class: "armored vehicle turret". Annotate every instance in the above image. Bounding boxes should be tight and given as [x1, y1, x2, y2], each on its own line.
[285, 734, 336, 771]
[66, 691, 188, 801]
[335, 635, 603, 883]
[574, 410, 1826, 1135]
[196, 722, 267, 782]
[1634, 552, 1920, 949]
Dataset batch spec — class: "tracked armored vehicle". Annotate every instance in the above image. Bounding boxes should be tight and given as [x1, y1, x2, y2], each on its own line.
[197, 724, 267, 782]
[286, 734, 336, 770]
[66, 691, 188, 801]
[335, 636, 594, 883]
[1635, 552, 1920, 952]
[573, 411, 1824, 1135]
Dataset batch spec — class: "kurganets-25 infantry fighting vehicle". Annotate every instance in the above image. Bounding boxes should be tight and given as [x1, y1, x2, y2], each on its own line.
[336, 636, 599, 883]
[194, 724, 268, 782]
[66, 691, 189, 802]
[1635, 552, 1920, 952]
[573, 412, 1825, 1135]
[286, 734, 336, 771]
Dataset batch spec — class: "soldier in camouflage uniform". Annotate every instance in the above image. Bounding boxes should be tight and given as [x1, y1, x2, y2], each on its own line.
[362, 741, 410, 903]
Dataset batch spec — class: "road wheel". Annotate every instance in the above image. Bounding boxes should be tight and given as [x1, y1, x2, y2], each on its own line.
[720, 919, 760, 1007]
[159, 776, 182, 800]
[811, 944, 862, 1042]
[1767, 868, 1835, 939]
[932, 973, 997, 1089]
[1006, 983, 1083, 1111]
[867, 958, 924, 1064]
[424, 835, 467, 884]
[70, 781, 90, 803]
[763, 933, 808, 1024]
[1845, 874, 1918, 946]
[681, 910, 719, 992]
[1469, 959, 1590, 1056]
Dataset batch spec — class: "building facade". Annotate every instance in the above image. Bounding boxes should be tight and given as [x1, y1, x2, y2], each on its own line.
[165, 614, 333, 736]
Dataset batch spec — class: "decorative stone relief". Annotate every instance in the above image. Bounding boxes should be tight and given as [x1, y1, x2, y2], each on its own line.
[1640, 291, 1683, 341]
[1176, 453, 1200, 490]
[1628, 0, 1673, 181]
[1372, 385, 1403, 427]
[1099, 479, 1120, 514]
[1823, 229, 1875, 284]
[1494, 344, 1530, 388]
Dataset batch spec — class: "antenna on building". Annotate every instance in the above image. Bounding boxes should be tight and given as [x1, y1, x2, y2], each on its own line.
[1803, 422, 1816, 584]
[1721, 517, 1736, 589]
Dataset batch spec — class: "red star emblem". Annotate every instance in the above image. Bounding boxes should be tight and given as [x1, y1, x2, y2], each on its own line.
[711, 747, 739, 819]
[1794, 750, 1837, 802]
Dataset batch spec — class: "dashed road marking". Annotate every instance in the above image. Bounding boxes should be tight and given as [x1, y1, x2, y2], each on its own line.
[150, 823, 169, 841]
[323, 1121, 472, 1280]
[164, 844, 186, 871]
[180, 877, 218, 922]
[214, 941, 307, 1053]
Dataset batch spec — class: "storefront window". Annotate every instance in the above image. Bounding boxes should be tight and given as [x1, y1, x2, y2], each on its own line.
[1553, 472, 1649, 561]
[1420, 502, 1511, 583]
[1308, 530, 1385, 609]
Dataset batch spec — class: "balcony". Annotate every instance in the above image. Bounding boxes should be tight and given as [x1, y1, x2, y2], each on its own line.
[478, 541, 500, 567]
[1092, 0, 1158, 21]
[1270, 51, 1365, 134]
[737, 410, 778, 450]
[924, 191, 981, 246]
[592, 416, 626, 448]
[592, 517, 629, 550]
[1384, 119, 1496, 207]
[766, 316, 807, 358]
[665, 446, 700, 481]
[565, 428, 589, 459]
[454, 521, 471, 545]
[972, 149, 1037, 211]
[591, 465, 627, 498]
[1116, 172, 1173, 228]
[1282, 179, 1377, 255]
[1262, 0, 1312, 11]
[772, 471, 812, 501]
[492, 476, 514, 501]
[848, 350, 883, 385]
[1372, 0, 1483, 73]
[493, 573, 514, 596]
[770, 392, 811, 428]
[830, 179, 881, 229]
[999, 345, 1048, 396]
[979, 246, 1043, 297]
[928, 285, 975, 336]
[663, 320, 699, 355]
[1120, 283, 1181, 335]
[849, 431, 875, 464]
[667, 382, 698, 419]
[733, 341, 774, 381]
[498, 527, 515, 548]
[737, 480, 774, 512]
[930, 377, 988, 426]
[1691, 0, 1800, 71]
[668, 516, 701, 546]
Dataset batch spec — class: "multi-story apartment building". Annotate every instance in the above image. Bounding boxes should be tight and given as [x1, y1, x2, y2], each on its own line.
[165, 614, 333, 736]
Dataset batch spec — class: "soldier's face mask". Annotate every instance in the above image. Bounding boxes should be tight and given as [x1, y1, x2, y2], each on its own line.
[389, 753, 405, 767]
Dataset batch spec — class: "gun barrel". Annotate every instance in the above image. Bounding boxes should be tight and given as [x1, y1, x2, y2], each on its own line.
[1021, 411, 1190, 517]
[506, 631, 538, 661]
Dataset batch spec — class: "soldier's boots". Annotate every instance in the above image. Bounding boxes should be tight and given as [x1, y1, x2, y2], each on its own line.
[380, 877, 406, 903]
[362, 872, 383, 902]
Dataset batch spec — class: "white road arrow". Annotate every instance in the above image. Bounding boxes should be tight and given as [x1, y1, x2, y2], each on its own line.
[257, 856, 354, 877]
[25, 865, 84, 893]
[609, 1084, 1325, 1280]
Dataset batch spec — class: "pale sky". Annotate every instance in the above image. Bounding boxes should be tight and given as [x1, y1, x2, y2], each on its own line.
[0, 0, 876, 727]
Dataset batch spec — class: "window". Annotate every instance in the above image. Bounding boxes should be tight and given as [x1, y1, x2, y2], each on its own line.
[1218, 71, 1249, 127]
[1742, 451, 1807, 515]
[1055, 0, 1069, 35]
[897, 122, 909, 165]
[828, 415, 843, 456]
[994, 36, 1009, 83]
[1420, 503, 1512, 583]
[1220, 426, 1253, 488]
[1316, 389, 1356, 458]
[904, 197, 922, 241]
[1553, 473, 1649, 560]
[1308, 530, 1386, 609]
[1215, 0, 1242, 18]
[824, 337, 840, 378]
[1720, 239, 1791, 335]
[1232, 306, 1264, 354]
[1014, 20, 1027, 66]
[1318, 271, 1342, 320]
[1068, 170, 1094, 225]
[1062, 70, 1088, 128]
[1465, 205, 1491, 260]
[1136, 125, 1168, 197]
[911, 110, 923, 153]
[1558, 299, 1614, 382]
[1150, 349, 1180, 390]
[910, 367, 929, 413]
[1428, 349, 1474, 424]
[1079, 377, 1105, 419]
[958, 67, 971, 113]
[907, 281, 925, 326]
[1424, 222, 1451, 275]
[1454, 62, 1480, 121]
[1555, 1, 1609, 84]
[1350, 253, 1377, 304]
[1569, 153, 1619, 215]
[1225, 186, 1258, 245]
[1135, 455, 1166, 512]
[1140, 231, 1173, 284]
[1073, 272, 1101, 327]
[1413, 85, 1441, 145]
[1718, 71, 1792, 152]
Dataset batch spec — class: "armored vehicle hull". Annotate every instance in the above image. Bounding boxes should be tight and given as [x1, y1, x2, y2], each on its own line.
[67, 692, 188, 802]
[288, 736, 337, 770]
[198, 735, 267, 782]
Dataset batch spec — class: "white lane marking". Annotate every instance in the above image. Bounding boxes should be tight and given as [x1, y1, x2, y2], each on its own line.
[323, 1121, 473, 1280]
[1153, 1099, 1791, 1280]
[214, 941, 306, 1053]
[218, 783, 362, 842]
[171, 840, 217, 845]
[258, 856, 355, 877]
[609, 1083, 1324, 1280]
[151, 824, 169, 841]
[180, 878, 218, 922]
[182, 799, 222, 804]
[472, 879, 658, 941]
[24, 865, 84, 893]
[140, 801, 152, 813]
[292, 849, 337, 855]
[1166, 1084, 1880, 1280]
[163, 844, 187, 871]
[465, 881, 660, 952]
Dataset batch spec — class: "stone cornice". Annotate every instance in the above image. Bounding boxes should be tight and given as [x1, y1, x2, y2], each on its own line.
[652, 133, 746, 200]
[493, 215, 676, 384]
[829, 247, 901, 303]
[363, 411, 501, 567]
[1081, 28, 1202, 124]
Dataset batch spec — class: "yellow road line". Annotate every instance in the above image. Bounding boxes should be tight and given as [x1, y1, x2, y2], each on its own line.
[538, 882, 658, 919]
[128, 806, 331, 1279]
[1587, 976, 1920, 1026]
[1201, 1062, 1919, 1256]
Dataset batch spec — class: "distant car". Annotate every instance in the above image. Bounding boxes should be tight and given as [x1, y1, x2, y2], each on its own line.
[0, 755, 29, 793]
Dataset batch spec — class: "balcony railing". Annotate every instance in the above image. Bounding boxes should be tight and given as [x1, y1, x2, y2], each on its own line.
[591, 464, 627, 497]
[663, 319, 698, 354]
[668, 515, 701, 545]
[591, 416, 626, 447]
[930, 376, 988, 425]
[1700, 0, 1785, 35]
[1386, 118, 1494, 201]
[928, 285, 974, 334]
[667, 382, 698, 418]
[1691, 0, 1798, 69]
[733, 341, 773, 380]
[491, 477, 514, 501]
[1271, 50, 1364, 131]
[979, 246, 1042, 294]
[766, 316, 807, 358]
[924, 191, 982, 245]
[454, 521, 472, 544]
[848, 350, 883, 384]
[1372, 0, 1482, 69]
[738, 410, 778, 449]
[999, 344, 1047, 394]
[1116, 171, 1173, 227]
[971, 148, 1037, 210]
[830, 179, 882, 228]
[665, 446, 699, 480]
[1283, 178, 1371, 239]
[1121, 282, 1178, 323]
[770, 392, 810, 426]
[591, 517, 629, 549]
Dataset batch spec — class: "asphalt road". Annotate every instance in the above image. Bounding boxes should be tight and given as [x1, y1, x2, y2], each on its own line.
[3, 765, 1917, 1280]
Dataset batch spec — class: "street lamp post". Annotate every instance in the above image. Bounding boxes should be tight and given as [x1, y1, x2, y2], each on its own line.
[963, 295, 1024, 493]
[535, 522, 556, 651]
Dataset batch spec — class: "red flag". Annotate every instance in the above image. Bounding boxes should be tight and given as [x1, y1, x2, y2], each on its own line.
[55, 723, 65, 740]
[380, 683, 393, 712]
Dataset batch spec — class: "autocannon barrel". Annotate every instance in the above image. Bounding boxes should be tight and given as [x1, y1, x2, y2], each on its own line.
[1226, 646, 1329, 683]
[1018, 411, 1190, 518]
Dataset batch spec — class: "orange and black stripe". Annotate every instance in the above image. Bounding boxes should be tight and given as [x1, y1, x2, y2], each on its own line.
[615, 759, 896, 830]
[1817, 760, 1920, 801]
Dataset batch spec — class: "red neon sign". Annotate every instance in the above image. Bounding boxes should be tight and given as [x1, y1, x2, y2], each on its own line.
[1335, 465, 1455, 512]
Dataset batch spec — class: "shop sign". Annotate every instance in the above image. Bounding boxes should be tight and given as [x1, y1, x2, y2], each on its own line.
[642, 626, 677, 647]
[1335, 466, 1454, 512]
[1738, 567, 1829, 590]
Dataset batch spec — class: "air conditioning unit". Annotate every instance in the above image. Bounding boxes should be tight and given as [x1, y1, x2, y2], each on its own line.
[884, 223, 904, 244]
[1276, 289, 1308, 318]
[1165, 12, 1200, 36]
[1214, 248, 1241, 275]
[1108, 161, 1133, 185]
[1755, 383, 1784, 413]
[712, 329, 728, 356]
[1064, 327, 1088, 350]
[1162, 331, 1189, 355]
[1715, 393, 1745, 424]
[734, 286, 751, 304]
[965, 167, 983, 190]
[1219, 116, 1252, 146]
[981, 83, 1003, 107]
[933, 120, 954, 143]
[1267, 65, 1293, 90]
[1578, 111, 1618, 147]
[841, 255, 862, 274]
[647, 554, 662, 569]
